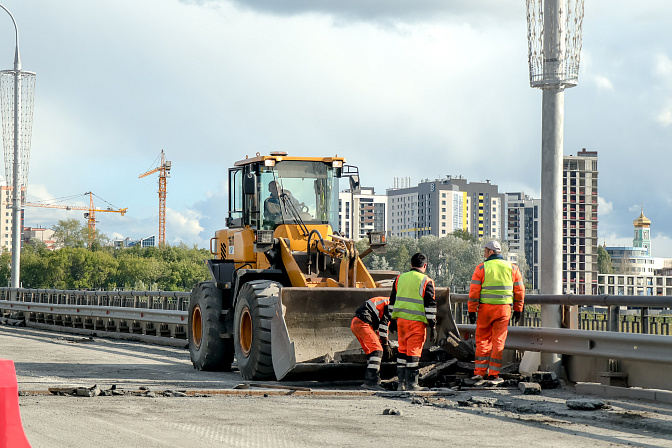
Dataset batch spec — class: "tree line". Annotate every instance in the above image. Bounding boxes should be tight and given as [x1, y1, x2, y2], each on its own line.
[357, 231, 530, 291]
[0, 219, 210, 291]
[2, 219, 530, 292]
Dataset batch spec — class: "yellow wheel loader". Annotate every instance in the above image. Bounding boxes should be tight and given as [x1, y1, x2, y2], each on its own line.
[188, 152, 465, 381]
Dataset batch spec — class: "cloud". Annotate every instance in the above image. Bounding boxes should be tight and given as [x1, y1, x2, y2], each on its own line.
[166, 208, 204, 245]
[657, 107, 672, 127]
[592, 75, 614, 90]
[597, 196, 613, 215]
[654, 53, 672, 80]
[628, 204, 642, 213]
[651, 232, 672, 258]
[180, 0, 522, 25]
[598, 232, 631, 248]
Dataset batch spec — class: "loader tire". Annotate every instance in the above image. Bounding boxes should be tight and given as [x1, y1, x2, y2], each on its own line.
[188, 282, 234, 371]
[233, 280, 280, 381]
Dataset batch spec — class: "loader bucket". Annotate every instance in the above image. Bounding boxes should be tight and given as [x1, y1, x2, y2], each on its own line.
[270, 286, 466, 380]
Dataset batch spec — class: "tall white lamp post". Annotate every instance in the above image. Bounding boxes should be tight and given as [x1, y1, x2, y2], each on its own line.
[0, 4, 36, 292]
[527, 0, 584, 373]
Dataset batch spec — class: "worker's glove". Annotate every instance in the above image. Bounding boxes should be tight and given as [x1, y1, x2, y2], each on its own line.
[382, 344, 394, 361]
[512, 311, 522, 324]
[469, 312, 477, 324]
[429, 327, 437, 345]
[388, 319, 397, 333]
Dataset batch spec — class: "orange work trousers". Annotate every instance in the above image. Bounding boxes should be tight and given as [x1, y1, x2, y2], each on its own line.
[397, 319, 427, 358]
[474, 303, 511, 377]
[351, 317, 382, 355]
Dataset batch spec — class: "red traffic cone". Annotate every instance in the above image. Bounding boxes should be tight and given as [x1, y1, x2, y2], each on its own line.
[0, 359, 31, 447]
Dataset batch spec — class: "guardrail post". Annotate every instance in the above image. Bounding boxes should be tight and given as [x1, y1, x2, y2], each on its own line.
[608, 306, 620, 332]
[641, 307, 649, 334]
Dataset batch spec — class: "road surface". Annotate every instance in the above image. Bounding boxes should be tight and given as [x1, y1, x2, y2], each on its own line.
[2, 325, 672, 447]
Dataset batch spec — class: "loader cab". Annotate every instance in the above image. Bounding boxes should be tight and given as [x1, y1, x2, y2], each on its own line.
[227, 154, 345, 231]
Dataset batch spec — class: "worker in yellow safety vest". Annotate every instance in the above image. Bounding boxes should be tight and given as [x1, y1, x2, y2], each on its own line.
[468, 240, 525, 384]
[390, 252, 436, 391]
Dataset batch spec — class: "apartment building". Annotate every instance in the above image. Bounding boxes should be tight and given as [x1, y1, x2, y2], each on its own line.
[506, 192, 540, 289]
[563, 148, 599, 294]
[0, 186, 22, 252]
[386, 176, 504, 239]
[338, 187, 387, 240]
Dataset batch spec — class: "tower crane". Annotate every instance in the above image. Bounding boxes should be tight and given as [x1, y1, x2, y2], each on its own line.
[139, 150, 171, 246]
[24, 192, 127, 243]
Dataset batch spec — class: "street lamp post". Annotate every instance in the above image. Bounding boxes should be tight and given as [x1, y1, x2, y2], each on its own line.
[526, 0, 585, 374]
[0, 4, 36, 293]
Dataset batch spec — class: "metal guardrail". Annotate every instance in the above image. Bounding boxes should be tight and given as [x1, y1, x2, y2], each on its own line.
[452, 293, 672, 365]
[0, 288, 189, 338]
[1, 288, 672, 365]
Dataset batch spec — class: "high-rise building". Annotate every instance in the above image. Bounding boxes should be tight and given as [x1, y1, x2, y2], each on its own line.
[0, 186, 21, 252]
[506, 192, 540, 289]
[338, 187, 387, 240]
[387, 176, 504, 239]
[563, 148, 599, 294]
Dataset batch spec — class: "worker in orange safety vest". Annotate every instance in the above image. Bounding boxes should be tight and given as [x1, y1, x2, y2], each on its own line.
[351, 296, 393, 391]
[390, 252, 436, 392]
[468, 240, 525, 383]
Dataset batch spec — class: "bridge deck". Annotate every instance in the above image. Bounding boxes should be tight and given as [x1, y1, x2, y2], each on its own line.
[3, 325, 672, 447]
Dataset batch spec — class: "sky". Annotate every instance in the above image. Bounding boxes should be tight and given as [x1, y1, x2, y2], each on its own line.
[1, 0, 672, 255]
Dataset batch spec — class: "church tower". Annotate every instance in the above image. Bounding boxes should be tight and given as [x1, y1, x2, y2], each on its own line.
[633, 209, 652, 255]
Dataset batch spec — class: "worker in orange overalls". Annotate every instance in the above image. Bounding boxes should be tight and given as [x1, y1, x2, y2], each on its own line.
[390, 252, 436, 392]
[351, 296, 393, 390]
[468, 240, 525, 383]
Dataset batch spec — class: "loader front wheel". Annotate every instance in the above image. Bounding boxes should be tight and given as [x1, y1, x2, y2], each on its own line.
[233, 280, 279, 380]
[188, 282, 234, 371]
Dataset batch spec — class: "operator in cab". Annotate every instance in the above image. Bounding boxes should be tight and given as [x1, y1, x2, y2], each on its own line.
[263, 181, 283, 226]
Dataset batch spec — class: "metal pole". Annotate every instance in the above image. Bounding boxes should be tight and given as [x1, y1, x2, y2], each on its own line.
[539, 0, 563, 375]
[0, 4, 23, 293]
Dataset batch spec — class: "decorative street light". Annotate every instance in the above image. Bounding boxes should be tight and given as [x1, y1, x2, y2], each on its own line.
[0, 4, 36, 292]
[527, 0, 585, 374]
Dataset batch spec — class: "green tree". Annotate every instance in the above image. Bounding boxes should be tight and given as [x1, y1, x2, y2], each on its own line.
[451, 229, 479, 243]
[597, 245, 614, 274]
[52, 219, 87, 248]
[0, 249, 10, 287]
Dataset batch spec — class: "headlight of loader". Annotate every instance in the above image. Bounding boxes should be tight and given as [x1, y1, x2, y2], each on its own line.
[256, 230, 275, 245]
[368, 231, 386, 247]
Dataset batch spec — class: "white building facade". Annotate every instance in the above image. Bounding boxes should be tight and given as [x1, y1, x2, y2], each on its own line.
[338, 187, 387, 240]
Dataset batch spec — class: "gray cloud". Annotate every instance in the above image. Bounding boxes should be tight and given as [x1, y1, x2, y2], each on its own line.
[181, 0, 520, 25]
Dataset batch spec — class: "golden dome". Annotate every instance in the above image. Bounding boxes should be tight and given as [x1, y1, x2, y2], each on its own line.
[633, 210, 651, 227]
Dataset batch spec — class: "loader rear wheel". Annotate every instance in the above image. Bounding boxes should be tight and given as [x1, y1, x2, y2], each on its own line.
[188, 282, 234, 371]
[233, 280, 280, 380]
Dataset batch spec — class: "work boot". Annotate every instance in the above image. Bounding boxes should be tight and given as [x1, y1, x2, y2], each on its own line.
[406, 356, 428, 391]
[361, 351, 385, 391]
[485, 375, 503, 385]
[361, 368, 385, 391]
[396, 354, 407, 391]
[406, 367, 428, 392]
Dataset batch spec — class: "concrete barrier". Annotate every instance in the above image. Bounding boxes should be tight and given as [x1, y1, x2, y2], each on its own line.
[0, 359, 31, 447]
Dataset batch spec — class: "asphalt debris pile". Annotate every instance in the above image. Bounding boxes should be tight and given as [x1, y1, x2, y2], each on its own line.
[0, 317, 26, 326]
[566, 399, 610, 410]
[47, 384, 199, 398]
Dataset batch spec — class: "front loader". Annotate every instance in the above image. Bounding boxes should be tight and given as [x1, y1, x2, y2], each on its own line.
[188, 152, 464, 380]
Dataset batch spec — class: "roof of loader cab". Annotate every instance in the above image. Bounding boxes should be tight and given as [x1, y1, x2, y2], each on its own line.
[234, 152, 346, 167]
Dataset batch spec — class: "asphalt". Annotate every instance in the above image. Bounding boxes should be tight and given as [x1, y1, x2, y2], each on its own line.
[3, 324, 672, 447]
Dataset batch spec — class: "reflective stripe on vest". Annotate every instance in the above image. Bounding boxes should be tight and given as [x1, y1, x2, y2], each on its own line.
[391, 270, 428, 323]
[480, 259, 514, 305]
[366, 296, 390, 320]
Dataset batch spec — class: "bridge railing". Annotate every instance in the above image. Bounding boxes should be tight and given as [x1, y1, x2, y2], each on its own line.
[1, 288, 672, 365]
[0, 287, 190, 339]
